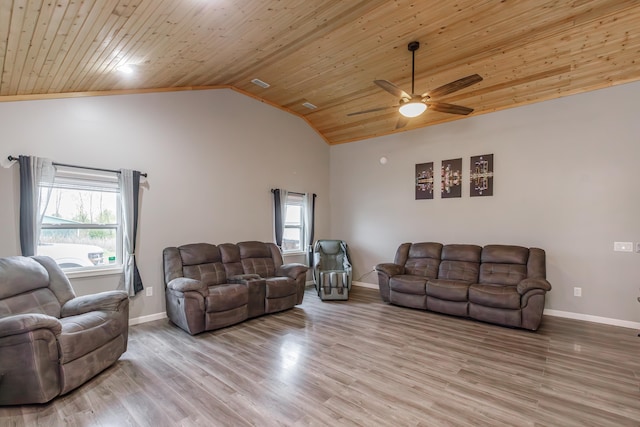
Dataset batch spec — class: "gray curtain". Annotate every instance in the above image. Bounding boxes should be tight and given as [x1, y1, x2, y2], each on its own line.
[119, 169, 144, 296]
[18, 156, 55, 256]
[303, 193, 316, 266]
[272, 188, 288, 248]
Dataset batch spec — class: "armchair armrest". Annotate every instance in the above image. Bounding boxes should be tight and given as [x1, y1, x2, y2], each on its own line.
[375, 263, 404, 277]
[0, 313, 61, 338]
[61, 290, 128, 317]
[277, 263, 308, 280]
[517, 278, 552, 295]
[166, 277, 208, 296]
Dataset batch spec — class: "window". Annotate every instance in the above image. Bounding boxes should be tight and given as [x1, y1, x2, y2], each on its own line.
[37, 167, 122, 271]
[282, 193, 305, 253]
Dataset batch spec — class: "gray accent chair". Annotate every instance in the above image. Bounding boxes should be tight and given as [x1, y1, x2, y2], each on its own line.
[0, 256, 129, 405]
[313, 240, 352, 301]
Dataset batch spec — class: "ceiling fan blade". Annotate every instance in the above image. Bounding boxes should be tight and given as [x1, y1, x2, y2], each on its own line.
[347, 105, 396, 116]
[395, 115, 410, 129]
[423, 74, 483, 98]
[426, 101, 474, 115]
[374, 80, 411, 100]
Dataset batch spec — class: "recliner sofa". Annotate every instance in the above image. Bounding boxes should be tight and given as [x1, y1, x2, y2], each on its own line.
[376, 242, 551, 330]
[163, 241, 308, 335]
[0, 256, 129, 405]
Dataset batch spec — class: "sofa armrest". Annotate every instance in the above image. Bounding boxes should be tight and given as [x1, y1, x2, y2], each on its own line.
[375, 263, 404, 277]
[517, 278, 552, 295]
[61, 290, 128, 317]
[0, 313, 62, 338]
[277, 263, 308, 280]
[167, 277, 208, 296]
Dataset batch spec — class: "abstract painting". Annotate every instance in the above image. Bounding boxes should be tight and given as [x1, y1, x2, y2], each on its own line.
[441, 158, 462, 198]
[470, 154, 494, 197]
[415, 162, 434, 200]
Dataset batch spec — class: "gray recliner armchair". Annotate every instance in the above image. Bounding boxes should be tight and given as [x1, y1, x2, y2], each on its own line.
[0, 256, 129, 405]
[313, 240, 352, 301]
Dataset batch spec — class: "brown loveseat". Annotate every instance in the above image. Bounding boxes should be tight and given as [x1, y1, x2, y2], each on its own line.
[163, 241, 308, 335]
[0, 256, 129, 405]
[375, 243, 551, 330]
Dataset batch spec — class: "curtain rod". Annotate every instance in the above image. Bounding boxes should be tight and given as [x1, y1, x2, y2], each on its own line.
[7, 155, 148, 177]
[270, 189, 316, 197]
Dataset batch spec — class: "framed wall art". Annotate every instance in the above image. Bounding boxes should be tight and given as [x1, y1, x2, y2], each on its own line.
[441, 158, 462, 198]
[470, 154, 494, 197]
[415, 162, 435, 200]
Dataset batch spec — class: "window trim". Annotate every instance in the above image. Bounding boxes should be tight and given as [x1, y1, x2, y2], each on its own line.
[37, 167, 123, 276]
[282, 192, 306, 254]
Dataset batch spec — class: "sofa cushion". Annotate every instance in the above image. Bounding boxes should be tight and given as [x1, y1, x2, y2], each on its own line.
[468, 284, 521, 309]
[426, 279, 470, 302]
[206, 284, 248, 312]
[179, 243, 221, 266]
[389, 275, 427, 295]
[183, 262, 228, 286]
[58, 311, 124, 363]
[265, 277, 297, 299]
[438, 244, 481, 282]
[479, 263, 527, 286]
[0, 288, 61, 318]
[481, 245, 529, 264]
[242, 258, 276, 278]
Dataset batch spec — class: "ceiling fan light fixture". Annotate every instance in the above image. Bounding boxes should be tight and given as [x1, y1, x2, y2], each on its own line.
[399, 101, 427, 118]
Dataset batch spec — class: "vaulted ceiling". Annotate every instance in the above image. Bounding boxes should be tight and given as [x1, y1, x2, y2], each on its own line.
[1, 1, 639, 144]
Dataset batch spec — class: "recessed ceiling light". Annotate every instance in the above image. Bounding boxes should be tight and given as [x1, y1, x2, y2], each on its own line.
[251, 78, 270, 88]
[116, 64, 134, 74]
[302, 101, 317, 110]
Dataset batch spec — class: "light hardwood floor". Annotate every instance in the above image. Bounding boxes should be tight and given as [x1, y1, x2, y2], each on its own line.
[2, 286, 639, 426]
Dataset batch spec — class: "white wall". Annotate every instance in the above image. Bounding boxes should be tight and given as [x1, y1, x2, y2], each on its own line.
[329, 81, 640, 324]
[0, 89, 329, 319]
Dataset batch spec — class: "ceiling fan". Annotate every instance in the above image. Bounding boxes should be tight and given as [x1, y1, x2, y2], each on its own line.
[348, 41, 483, 129]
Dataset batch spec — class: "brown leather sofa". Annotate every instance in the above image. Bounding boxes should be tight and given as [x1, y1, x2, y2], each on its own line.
[163, 241, 308, 335]
[0, 256, 129, 405]
[375, 242, 551, 330]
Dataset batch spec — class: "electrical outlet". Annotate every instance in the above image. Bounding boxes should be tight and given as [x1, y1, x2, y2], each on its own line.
[573, 287, 582, 297]
[613, 242, 633, 252]
[146, 287, 153, 297]
[372, 265, 377, 271]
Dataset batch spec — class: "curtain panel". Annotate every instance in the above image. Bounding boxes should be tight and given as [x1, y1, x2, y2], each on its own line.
[119, 169, 144, 296]
[18, 156, 55, 256]
[272, 188, 288, 249]
[303, 193, 316, 266]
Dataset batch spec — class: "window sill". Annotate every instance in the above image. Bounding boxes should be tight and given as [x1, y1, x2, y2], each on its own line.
[64, 265, 123, 279]
[283, 251, 307, 256]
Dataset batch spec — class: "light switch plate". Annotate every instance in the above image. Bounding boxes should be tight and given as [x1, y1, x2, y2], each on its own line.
[614, 242, 633, 252]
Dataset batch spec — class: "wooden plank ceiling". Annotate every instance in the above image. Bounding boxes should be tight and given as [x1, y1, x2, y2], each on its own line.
[1, 0, 639, 145]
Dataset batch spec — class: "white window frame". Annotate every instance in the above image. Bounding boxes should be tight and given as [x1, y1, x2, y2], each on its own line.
[282, 192, 306, 254]
[38, 166, 123, 277]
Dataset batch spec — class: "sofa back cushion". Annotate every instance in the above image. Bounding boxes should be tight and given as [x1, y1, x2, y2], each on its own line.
[237, 241, 277, 277]
[179, 243, 228, 286]
[404, 242, 442, 278]
[219, 243, 244, 276]
[0, 257, 62, 318]
[438, 244, 482, 282]
[479, 245, 529, 286]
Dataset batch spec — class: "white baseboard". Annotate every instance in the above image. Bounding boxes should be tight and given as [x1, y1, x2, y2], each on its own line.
[353, 281, 640, 330]
[129, 312, 167, 326]
[543, 309, 640, 330]
[127, 287, 640, 331]
[353, 280, 378, 290]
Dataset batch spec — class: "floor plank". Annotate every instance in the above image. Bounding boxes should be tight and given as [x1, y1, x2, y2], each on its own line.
[1, 286, 639, 426]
